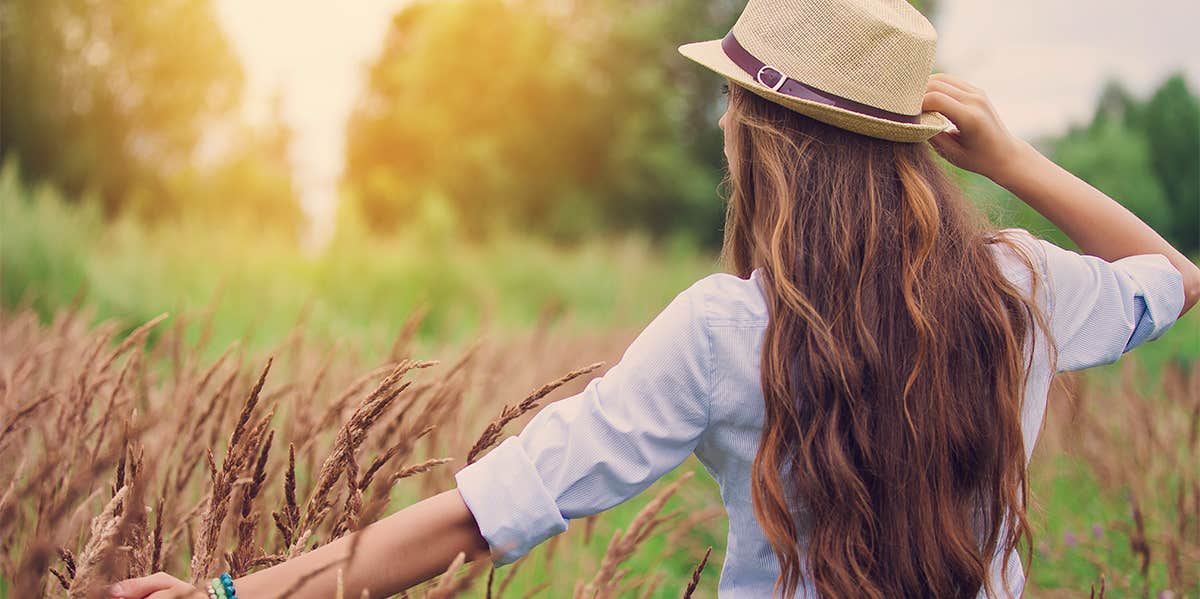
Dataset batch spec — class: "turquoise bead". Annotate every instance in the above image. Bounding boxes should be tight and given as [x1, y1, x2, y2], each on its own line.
[219, 572, 237, 598]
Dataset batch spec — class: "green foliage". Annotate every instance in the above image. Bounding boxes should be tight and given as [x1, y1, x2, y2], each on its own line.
[0, 160, 101, 318]
[1072, 75, 1199, 253]
[0, 0, 305, 235]
[1140, 75, 1200, 251]
[1055, 119, 1172, 232]
[0, 0, 242, 211]
[343, 0, 740, 245]
[960, 74, 1199, 254]
[162, 100, 306, 239]
[0, 162, 717, 352]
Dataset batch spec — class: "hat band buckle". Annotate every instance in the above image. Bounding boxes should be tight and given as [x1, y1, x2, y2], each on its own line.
[756, 66, 787, 91]
[720, 32, 922, 125]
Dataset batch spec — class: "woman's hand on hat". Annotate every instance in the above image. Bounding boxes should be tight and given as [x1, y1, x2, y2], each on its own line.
[922, 73, 1028, 183]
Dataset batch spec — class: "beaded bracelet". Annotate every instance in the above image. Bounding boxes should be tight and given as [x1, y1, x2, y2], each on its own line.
[207, 572, 238, 599]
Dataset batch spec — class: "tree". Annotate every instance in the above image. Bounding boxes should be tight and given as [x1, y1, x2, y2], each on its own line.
[1, 0, 243, 214]
[163, 93, 306, 239]
[1139, 74, 1199, 252]
[1054, 118, 1172, 237]
[342, 0, 741, 244]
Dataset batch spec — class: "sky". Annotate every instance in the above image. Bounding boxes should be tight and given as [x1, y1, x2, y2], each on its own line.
[212, 0, 406, 244]
[213, 0, 1200, 241]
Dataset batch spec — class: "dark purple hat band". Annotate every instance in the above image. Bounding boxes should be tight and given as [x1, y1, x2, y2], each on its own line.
[720, 32, 923, 125]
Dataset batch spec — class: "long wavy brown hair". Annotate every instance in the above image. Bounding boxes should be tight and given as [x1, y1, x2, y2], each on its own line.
[720, 82, 1053, 598]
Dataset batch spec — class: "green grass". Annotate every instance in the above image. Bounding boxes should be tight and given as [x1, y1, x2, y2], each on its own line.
[1, 160, 719, 356]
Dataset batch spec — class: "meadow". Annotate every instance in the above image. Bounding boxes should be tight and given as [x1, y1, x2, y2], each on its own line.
[2, 166, 1198, 598]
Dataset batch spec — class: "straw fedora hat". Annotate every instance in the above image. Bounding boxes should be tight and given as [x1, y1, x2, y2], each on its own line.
[678, 0, 954, 143]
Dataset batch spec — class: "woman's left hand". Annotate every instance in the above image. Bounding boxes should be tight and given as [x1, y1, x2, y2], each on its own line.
[922, 73, 1024, 183]
[108, 572, 205, 598]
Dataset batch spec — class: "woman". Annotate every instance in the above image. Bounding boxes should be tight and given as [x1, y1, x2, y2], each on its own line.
[111, 0, 1199, 597]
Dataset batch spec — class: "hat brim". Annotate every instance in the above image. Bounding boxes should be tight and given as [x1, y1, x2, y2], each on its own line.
[678, 39, 953, 143]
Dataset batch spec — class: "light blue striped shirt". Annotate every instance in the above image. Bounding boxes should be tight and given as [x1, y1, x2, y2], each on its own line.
[454, 228, 1186, 597]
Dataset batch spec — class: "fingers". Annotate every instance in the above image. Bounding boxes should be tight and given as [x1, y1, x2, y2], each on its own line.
[921, 91, 975, 127]
[926, 78, 985, 106]
[929, 72, 982, 96]
[109, 572, 184, 598]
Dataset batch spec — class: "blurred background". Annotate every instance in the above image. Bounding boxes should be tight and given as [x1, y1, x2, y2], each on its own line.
[2, 0, 1198, 595]
[1, 0, 1197, 349]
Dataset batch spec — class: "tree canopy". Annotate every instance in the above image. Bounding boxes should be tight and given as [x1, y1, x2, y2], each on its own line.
[1, 0, 304, 235]
[1055, 74, 1198, 253]
[343, 0, 743, 245]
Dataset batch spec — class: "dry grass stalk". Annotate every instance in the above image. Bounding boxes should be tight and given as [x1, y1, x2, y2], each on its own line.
[426, 551, 467, 598]
[151, 494, 166, 571]
[576, 472, 694, 599]
[360, 424, 437, 492]
[300, 364, 406, 458]
[97, 313, 168, 376]
[665, 506, 725, 547]
[634, 572, 666, 599]
[466, 362, 604, 464]
[190, 359, 275, 583]
[356, 456, 454, 529]
[682, 546, 713, 598]
[270, 557, 348, 599]
[494, 559, 523, 599]
[424, 551, 491, 599]
[389, 304, 429, 363]
[292, 359, 435, 552]
[391, 457, 453, 483]
[0, 392, 54, 453]
[231, 428, 275, 575]
[1089, 573, 1106, 599]
[51, 565, 72, 590]
[123, 449, 153, 578]
[273, 443, 301, 551]
[85, 347, 141, 467]
[68, 486, 128, 598]
[519, 581, 551, 598]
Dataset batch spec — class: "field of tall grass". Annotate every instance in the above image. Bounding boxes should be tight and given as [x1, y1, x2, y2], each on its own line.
[2, 165, 1198, 597]
[1, 302, 1196, 597]
[0, 305, 730, 597]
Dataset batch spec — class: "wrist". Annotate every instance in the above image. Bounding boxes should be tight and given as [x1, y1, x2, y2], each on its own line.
[986, 137, 1040, 191]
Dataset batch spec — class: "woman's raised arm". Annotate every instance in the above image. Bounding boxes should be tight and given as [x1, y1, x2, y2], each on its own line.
[922, 72, 1200, 317]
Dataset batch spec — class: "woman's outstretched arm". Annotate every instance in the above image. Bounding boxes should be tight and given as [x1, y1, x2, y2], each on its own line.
[109, 488, 490, 599]
[922, 72, 1200, 317]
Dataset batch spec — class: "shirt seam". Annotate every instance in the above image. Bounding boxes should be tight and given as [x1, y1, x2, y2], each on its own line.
[698, 281, 716, 434]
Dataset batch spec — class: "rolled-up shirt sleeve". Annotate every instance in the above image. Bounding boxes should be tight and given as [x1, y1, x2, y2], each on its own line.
[454, 278, 715, 566]
[1015, 231, 1186, 372]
